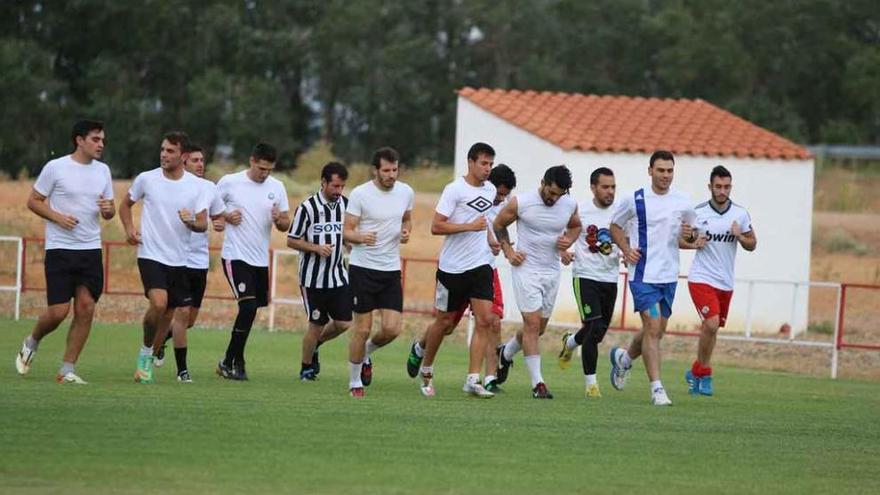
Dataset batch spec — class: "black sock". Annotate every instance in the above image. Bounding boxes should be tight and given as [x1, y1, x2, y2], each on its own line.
[175, 347, 188, 373]
[225, 329, 249, 366]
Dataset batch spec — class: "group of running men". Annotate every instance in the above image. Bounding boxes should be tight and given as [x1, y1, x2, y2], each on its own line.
[14, 120, 756, 405]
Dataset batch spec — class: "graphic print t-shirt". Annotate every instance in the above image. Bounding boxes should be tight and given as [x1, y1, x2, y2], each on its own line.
[435, 177, 496, 274]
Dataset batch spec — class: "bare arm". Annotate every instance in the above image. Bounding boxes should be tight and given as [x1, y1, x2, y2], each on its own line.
[118, 196, 141, 245]
[273, 207, 291, 232]
[431, 211, 485, 236]
[27, 189, 79, 230]
[611, 222, 640, 265]
[492, 197, 526, 266]
[557, 210, 582, 251]
[97, 196, 115, 220]
[287, 236, 333, 258]
[343, 213, 375, 245]
[400, 210, 412, 244]
[734, 222, 757, 252]
[183, 209, 208, 233]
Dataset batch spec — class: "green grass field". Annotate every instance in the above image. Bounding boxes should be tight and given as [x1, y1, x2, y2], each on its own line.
[2, 318, 879, 494]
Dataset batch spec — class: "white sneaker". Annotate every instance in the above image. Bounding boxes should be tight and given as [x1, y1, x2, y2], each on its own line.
[419, 372, 435, 397]
[609, 347, 631, 391]
[15, 340, 36, 375]
[56, 372, 88, 385]
[651, 387, 672, 406]
[462, 380, 495, 398]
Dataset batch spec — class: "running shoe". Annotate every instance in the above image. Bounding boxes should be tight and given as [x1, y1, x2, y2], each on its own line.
[651, 387, 672, 406]
[585, 383, 602, 398]
[154, 345, 166, 367]
[406, 342, 422, 378]
[15, 340, 36, 375]
[350, 387, 365, 398]
[361, 357, 373, 386]
[463, 380, 495, 398]
[558, 332, 574, 369]
[177, 370, 193, 383]
[419, 371, 435, 397]
[685, 369, 700, 395]
[609, 347, 630, 391]
[698, 375, 713, 396]
[134, 355, 154, 384]
[532, 382, 554, 399]
[56, 372, 88, 385]
[495, 344, 513, 385]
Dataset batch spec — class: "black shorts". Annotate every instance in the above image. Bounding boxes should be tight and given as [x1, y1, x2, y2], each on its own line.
[349, 265, 403, 313]
[301, 285, 353, 325]
[137, 258, 192, 308]
[184, 267, 209, 308]
[222, 258, 269, 307]
[573, 277, 618, 327]
[44, 249, 103, 305]
[435, 264, 494, 313]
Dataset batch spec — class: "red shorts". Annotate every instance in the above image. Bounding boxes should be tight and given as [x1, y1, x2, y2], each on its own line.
[452, 268, 504, 325]
[688, 282, 733, 327]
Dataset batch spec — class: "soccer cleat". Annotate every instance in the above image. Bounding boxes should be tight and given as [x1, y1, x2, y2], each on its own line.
[134, 355, 154, 384]
[350, 387, 365, 398]
[177, 370, 193, 383]
[558, 332, 575, 369]
[154, 345, 166, 367]
[463, 380, 495, 398]
[495, 344, 513, 385]
[235, 361, 249, 381]
[56, 372, 88, 385]
[651, 387, 673, 406]
[300, 367, 318, 382]
[406, 342, 422, 378]
[361, 358, 373, 387]
[609, 347, 630, 391]
[585, 383, 602, 398]
[532, 382, 554, 399]
[484, 379, 503, 393]
[216, 360, 236, 380]
[698, 375, 714, 396]
[419, 371, 435, 397]
[312, 350, 321, 375]
[15, 340, 36, 375]
[685, 370, 700, 395]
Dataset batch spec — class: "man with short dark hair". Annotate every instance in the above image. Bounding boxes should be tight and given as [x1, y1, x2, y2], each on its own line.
[215, 143, 291, 381]
[558, 167, 620, 398]
[15, 120, 114, 384]
[493, 165, 581, 399]
[288, 162, 352, 382]
[120, 131, 210, 384]
[683, 165, 756, 396]
[343, 147, 413, 397]
[608, 150, 695, 406]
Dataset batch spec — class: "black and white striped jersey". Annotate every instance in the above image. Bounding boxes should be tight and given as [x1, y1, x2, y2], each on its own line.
[288, 191, 349, 288]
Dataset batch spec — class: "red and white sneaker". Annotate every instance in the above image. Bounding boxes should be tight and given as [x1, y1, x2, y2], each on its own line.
[419, 371, 435, 397]
[350, 387, 365, 398]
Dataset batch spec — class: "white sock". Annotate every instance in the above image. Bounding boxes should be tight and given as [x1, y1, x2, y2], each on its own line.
[349, 361, 364, 388]
[59, 362, 75, 376]
[140, 346, 153, 357]
[524, 354, 544, 388]
[419, 365, 433, 377]
[365, 339, 380, 357]
[466, 373, 480, 386]
[619, 348, 633, 368]
[650, 380, 663, 392]
[565, 334, 578, 350]
[413, 341, 424, 358]
[25, 335, 39, 351]
[585, 374, 597, 386]
[503, 337, 521, 361]
[484, 374, 497, 385]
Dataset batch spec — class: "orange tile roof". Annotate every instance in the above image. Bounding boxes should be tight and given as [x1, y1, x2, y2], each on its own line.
[458, 87, 811, 160]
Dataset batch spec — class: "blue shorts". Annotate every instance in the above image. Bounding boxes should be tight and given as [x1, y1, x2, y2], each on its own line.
[629, 281, 677, 319]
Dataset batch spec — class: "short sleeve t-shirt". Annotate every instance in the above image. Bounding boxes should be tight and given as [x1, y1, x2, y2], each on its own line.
[185, 178, 226, 269]
[573, 199, 621, 283]
[513, 190, 578, 275]
[611, 187, 694, 284]
[347, 180, 414, 272]
[218, 171, 289, 268]
[436, 177, 496, 274]
[485, 200, 506, 268]
[33, 155, 114, 250]
[128, 168, 208, 267]
[688, 201, 752, 291]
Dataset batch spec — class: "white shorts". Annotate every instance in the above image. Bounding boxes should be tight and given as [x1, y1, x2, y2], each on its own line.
[512, 269, 560, 318]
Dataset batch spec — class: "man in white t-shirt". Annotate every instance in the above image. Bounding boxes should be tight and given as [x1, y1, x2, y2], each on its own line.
[493, 165, 581, 399]
[682, 165, 756, 396]
[343, 147, 413, 397]
[406, 164, 516, 393]
[558, 167, 621, 398]
[608, 150, 695, 406]
[154, 143, 226, 383]
[15, 120, 115, 384]
[416, 142, 500, 398]
[216, 143, 291, 381]
[120, 131, 210, 384]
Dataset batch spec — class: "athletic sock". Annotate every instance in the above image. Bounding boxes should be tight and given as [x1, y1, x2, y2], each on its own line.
[585, 373, 597, 386]
[566, 333, 578, 350]
[650, 380, 663, 393]
[419, 365, 433, 377]
[59, 362, 75, 376]
[25, 335, 39, 351]
[524, 354, 544, 388]
[365, 339, 380, 357]
[349, 361, 364, 388]
[413, 341, 424, 358]
[484, 374, 497, 385]
[174, 347, 188, 374]
[225, 329, 248, 366]
[503, 337, 521, 361]
[466, 373, 480, 386]
[140, 345, 153, 358]
[692, 360, 713, 377]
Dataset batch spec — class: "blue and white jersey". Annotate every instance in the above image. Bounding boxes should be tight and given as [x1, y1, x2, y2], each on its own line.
[610, 187, 693, 284]
[688, 201, 752, 291]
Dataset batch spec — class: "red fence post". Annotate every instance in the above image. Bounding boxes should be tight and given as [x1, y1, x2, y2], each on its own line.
[836, 284, 847, 350]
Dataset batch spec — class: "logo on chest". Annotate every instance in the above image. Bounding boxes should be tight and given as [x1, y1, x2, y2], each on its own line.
[312, 222, 342, 235]
[466, 196, 492, 213]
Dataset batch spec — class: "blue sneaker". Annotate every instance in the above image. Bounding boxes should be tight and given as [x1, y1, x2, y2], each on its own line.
[684, 370, 700, 395]
[609, 347, 630, 391]
[698, 375, 713, 396]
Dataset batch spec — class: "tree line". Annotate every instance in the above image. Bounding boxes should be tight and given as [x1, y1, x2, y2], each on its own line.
[1, 0, 878, 177]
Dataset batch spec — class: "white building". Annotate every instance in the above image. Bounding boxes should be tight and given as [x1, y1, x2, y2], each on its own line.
[454, 87, 814, 334]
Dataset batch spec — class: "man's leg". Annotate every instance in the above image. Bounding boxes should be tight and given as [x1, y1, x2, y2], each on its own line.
[348, 311, 373, 390]
[167, 306, 192, 379]
[16, 303, 70, 374]
[483, 313, 501, 385]
[220, 296, 258, 379]
[62, 286, 97, 367]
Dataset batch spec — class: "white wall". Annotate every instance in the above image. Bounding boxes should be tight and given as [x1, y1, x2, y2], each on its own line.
[455, 97, 815, 334]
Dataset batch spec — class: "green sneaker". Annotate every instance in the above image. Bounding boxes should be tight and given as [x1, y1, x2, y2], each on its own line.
[134, 354, 155, 384]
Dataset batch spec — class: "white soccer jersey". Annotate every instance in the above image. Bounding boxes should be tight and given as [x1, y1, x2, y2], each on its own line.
[486, 200, 505, 268]
[347, 180, 414, 272]
[513, 190, 578, 275]
[435, 177, 497, 274]
[218, 170, 290, 267]
[33, 155, 114, 250]
[572, 198, 621, 283]
[185, 178, 226, 269]
[611, 186, 694, 284]
[129, 168, 208, 267]
[688, 201, 752, 291]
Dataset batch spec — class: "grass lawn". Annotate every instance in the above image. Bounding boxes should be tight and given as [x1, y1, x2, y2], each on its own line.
[1, 319, 878, 494]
